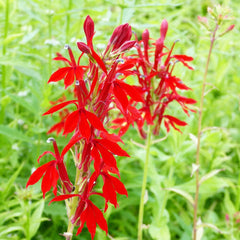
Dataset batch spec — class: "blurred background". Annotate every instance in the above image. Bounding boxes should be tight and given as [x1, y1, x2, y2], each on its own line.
[0, 0, 239, 239]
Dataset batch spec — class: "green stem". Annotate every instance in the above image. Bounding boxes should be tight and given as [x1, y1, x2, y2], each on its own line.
[0, 0, 9, 124]
[48, 1, 52, 76]
[66, 0, 72, 43]
[138, 125, 152, 240]
[193, 24, 218, 240]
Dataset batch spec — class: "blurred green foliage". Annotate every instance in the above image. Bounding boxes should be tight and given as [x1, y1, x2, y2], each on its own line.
[0, 0, 239, 239]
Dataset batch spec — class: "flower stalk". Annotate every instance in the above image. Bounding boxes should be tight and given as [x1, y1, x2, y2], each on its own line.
[138, 125, 152, 240]
[0, 0, 9, 124]
[193, 5, 235, 239]
[193, 23, 218, 240]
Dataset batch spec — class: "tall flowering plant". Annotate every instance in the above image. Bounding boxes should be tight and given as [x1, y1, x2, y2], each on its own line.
[111, 20, 196, 239]
[26, 16, 195, 239]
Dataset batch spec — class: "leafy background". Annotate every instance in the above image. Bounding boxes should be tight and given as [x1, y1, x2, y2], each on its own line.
[0, 0, 239, 239]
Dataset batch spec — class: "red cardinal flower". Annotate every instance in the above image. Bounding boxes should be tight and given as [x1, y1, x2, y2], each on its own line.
[48, 46, 87, 88]
[26, 160, 59, 198]
[76, 200, 108, 239]
[26, 138, 73, 197]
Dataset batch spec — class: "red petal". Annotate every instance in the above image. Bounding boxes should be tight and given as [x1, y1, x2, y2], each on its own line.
[100, 131, 123, 143]
[64, 68, 75, 88]
[90, 201, 108, 234]
[85, 110, 106, 131]
[53, 56, 71, 65]
[86, 203, 97, 240]
[26, 161, 53, 187]
[113, 83, 128, 111]
[91, 146, 101, 173]
[88, 69, 98, 96]
[57, 161, 73, 192]
[75, 66, 85, 80]
[41, 163, 59, 198]
[63, 110, 79, 135]
[49, 194, 80, 205]
[37, 151, 56, 163]
[172, 54, 194, 62]
[48, 67, 70, 83]
[109, 175, 128, 196]
[43, 100, 77, 116]
[117, 81, 143, 102]
[96, 144, 117, 169]
[79, 111, 91, 139]
[47, 122, 64, 135]
[91, 49, 107, 74]
[96, 139, 129, 157]
[61, 132, 82, 157]
[164, 115, 187, 126]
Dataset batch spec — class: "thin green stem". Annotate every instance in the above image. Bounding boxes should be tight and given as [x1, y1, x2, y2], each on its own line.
[66, 0, 72, 43]
[138, 125, 152, 240]
[48, 0, 53, 76]
[0, 0, 9, 124]
[193, 24, 218, 240]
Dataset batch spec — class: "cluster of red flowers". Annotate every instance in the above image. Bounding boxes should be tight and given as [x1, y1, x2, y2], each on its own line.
[26, 16, 195, 239]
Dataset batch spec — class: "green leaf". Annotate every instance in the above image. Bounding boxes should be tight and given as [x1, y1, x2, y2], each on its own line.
[0, 125, 31, 142]
[9, 94, 39, 115]
[199, 169, 224, 185]
[0, 225, 25, 237]
[1, 162, 24, 200]
[2, 33, 24, 45]
[149, 224, 170, 240]
[165, 187, 194, 205]
[29, 200, 45, 238]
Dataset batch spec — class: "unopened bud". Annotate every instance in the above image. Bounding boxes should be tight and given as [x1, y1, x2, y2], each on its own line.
[77, 42, 91, 54]
[119, 40, 136, 52]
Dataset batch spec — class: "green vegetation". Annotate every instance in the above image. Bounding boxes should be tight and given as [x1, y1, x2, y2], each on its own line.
[0, 0, 239, 239]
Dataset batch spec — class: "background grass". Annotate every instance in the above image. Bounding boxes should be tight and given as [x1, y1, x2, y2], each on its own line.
[0, 0, 239, 239]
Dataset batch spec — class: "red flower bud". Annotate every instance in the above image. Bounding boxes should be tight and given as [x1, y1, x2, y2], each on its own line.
[77, 41, 91, 54]
[119, 40, 136, 52]
[84, 15, 95, 47]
